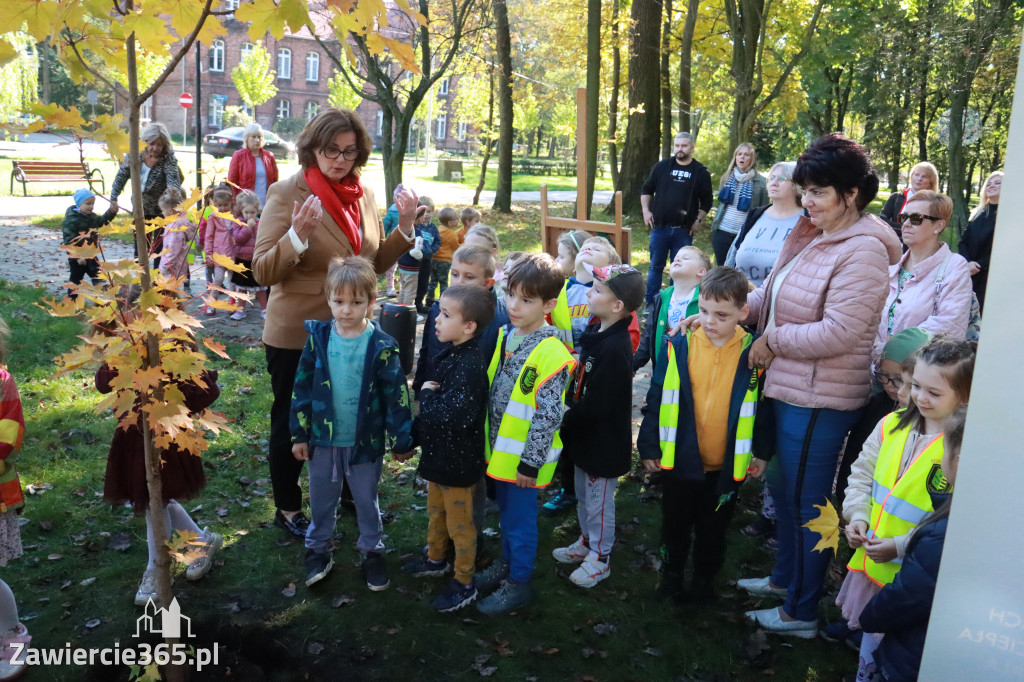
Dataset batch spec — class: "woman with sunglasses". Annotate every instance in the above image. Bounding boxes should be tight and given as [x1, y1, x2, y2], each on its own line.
[253, 108, 418, 539]
[878, 161, 939, 238]
[871, 191, 972, 366]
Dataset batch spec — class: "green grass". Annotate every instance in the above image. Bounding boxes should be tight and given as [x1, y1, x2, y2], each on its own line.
[0, 277, 855, 680]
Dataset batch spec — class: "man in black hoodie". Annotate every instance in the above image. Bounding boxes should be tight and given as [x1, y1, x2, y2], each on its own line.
[552, 265, 646, 589]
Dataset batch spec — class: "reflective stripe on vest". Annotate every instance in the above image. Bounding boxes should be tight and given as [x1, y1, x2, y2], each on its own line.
[485, 329, 576, 487]
[847, 412, 944, 586]
[549, 284, 574, 352]
[657, 331, 759, 479]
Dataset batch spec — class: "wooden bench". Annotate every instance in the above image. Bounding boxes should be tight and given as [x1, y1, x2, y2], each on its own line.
[10, 160, 105, 197]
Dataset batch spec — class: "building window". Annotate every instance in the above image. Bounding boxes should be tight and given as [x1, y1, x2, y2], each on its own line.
[209, 40, 225, 72]
[240, 43, 254, 62]
[277, 49, 291, 80]
[276, 99, 291, 120]
[224, 0, 240, 9]
[209, 96, 226, 128]
[457, 121, 467, 142]
[140, 98, 153, 123]
[305, 52, 319, 82]
[435, 113, 447, 140]
[305, 101, 319, 122]
[438, 77, 450, 96]
[376, 110, 383, 136]
[242, 103, 255, 118]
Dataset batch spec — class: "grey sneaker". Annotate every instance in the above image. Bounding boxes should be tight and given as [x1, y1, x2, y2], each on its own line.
[472, 558, 509, 596]
[477, 579, 533, 616]
[185, 528, 223, 581]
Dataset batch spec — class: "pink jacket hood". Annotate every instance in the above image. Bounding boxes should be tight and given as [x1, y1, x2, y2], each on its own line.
[746, 212, 902, 411]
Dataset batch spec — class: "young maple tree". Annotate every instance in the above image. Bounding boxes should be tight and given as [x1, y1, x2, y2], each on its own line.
[2, 0, 418, 678]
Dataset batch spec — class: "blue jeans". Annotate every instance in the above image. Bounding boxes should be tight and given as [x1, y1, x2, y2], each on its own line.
[765, 400, 861, 622]
[494, 480, 539, 584]
[645, 225, 693, 304]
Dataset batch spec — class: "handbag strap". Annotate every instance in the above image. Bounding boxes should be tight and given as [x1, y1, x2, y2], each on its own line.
[932, 253, 952, 317]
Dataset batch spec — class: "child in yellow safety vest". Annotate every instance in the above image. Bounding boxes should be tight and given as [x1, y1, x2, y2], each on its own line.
[839, 336, 975, 682]
[636, 267, 765, 604]
[474, 253, 575, 616]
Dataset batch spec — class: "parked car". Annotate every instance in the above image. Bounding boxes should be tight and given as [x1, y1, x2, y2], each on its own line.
[202, 127, 294, 160]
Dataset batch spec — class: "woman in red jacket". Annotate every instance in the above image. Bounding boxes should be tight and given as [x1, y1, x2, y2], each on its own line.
[228, 123, 280, 209]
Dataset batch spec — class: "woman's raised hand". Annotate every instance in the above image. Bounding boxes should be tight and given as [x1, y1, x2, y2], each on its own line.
[394, 185, 419, 238]
[292, 194, 323, 243]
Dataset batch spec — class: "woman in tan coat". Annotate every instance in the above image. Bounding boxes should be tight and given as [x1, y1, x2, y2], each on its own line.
[253, 108, 417, 536]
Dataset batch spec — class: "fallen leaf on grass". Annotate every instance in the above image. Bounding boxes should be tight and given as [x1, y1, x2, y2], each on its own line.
[307, 642, 325, 655]
[592, 622, 617, 636]
[108, 533, 132, 551]
[47, 554, 62, 561]
[642, 647, 661, 657]
[743, 629, 771, 661]
[332, 595, 356, 608]
[85, 618, 101, 629]
[80, 577, 96, 587]
[281, 582, 296, 598]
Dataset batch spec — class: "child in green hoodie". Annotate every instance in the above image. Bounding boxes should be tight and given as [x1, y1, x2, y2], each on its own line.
[62, 188, 119, 299]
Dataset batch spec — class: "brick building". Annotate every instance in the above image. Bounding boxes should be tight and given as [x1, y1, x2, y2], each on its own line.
[146, 3, 473, 154]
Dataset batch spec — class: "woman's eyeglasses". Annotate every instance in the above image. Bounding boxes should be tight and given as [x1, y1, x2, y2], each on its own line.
[320, 147, 360, 161]
[896, 213, 940, 225]
[767, 175, 791, 184]
[875, 371, 903, 390]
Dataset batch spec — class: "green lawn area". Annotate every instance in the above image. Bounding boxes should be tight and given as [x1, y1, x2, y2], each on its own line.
[0, 262, 857, 679]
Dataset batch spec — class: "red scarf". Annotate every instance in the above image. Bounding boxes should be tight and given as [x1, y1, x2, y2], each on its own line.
[304, 167, 364, 254]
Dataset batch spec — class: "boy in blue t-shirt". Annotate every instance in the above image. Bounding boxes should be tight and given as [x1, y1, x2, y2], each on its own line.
[291, 257, 416, 593]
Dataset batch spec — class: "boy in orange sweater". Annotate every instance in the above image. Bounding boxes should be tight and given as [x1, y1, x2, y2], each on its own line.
[426, 207, 463, 309]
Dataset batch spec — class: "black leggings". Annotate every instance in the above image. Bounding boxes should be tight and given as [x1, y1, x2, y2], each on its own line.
[265, 344, 305, 512]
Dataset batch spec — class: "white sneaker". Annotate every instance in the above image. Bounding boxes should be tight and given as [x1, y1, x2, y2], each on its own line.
[186, 528, 223, 581]
[552, 536, 590, 564]
[229, 309, 246, 320]
[259, 309, 267, 320]
[134, 568, 176, 606]
[416, 314, 425, 323]
[387, 289, 398, 298]
[745, 606, 818, 639]
[737, 576, 787, 598]
[569, 553, 610, 589]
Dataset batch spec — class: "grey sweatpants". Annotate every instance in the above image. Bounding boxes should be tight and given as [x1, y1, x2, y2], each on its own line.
[307, 446, 384, 555]
[574, 466, 618, 559]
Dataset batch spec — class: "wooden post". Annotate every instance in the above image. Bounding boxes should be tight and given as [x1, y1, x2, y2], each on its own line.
[576, 86, 587, 221]
[539, 87, 631, 265]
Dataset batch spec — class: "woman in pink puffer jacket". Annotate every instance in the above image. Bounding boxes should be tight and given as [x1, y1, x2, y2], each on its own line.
[737, 134, 902, 640]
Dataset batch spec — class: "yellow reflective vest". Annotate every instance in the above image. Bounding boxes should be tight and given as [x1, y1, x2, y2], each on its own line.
[549, 283, 574, 352]
[485, 328, 576, 487]
[658, 330, 759, 482]
[848, 412, 948, 586]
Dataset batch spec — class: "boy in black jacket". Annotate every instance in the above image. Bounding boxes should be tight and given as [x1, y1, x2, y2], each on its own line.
[62, 188, 119, 299]
[402, 284, 496, 612]
[553, 265, 645, 588]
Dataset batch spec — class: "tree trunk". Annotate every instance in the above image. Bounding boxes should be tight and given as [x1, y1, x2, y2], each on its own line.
[493, 0, 514, 213]
[613, 0, 661, 217]
[947, 87, 971, 231]
[660, 0, 673, 158]
[127, 31, 185, 682]
[678, 0, 698, 132]
[473, 66, 495, 206]
[585, 0, 601, 218]
[384, 111, 412, 202]
[607, 0, 621, 186]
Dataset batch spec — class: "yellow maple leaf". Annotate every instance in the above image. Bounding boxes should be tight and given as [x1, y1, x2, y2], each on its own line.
[4, 0, 59, 38]
[132, 366, 165, 391]
[209, 252, 246, 273]
[236, 0, 311, 41]
[28, 103, 86, 130]
[91, 114, 128, 162]
[802, 500, 840, 554]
